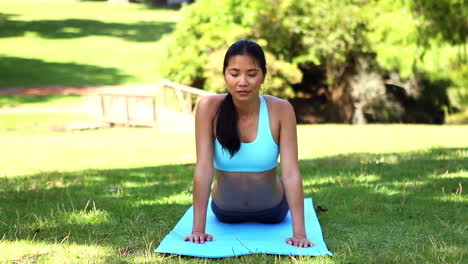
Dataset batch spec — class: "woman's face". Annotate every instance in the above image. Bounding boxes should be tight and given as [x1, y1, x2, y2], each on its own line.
[224, 55, 265, 102]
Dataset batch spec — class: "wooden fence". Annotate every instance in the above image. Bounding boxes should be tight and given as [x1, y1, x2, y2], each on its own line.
[96, 93, 157, 127]
[89, 80, 214, 127]
[160, 79, 215, 115]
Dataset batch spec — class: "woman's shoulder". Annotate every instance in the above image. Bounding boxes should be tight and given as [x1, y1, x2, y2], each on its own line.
[263, 95, 295, 115]
[263, 95, 290, 104]
[198, 94, 225, 107]
[196, 94, 226, 117]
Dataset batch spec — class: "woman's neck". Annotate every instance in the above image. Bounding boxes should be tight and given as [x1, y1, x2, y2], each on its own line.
[233, 96, 261, 118]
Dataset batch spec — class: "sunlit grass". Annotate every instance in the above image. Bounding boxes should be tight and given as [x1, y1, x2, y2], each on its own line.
[0, 95, 83, 108]
[0, 0, 181, 87]
[0, 241, 111, 264]
[0, 113, 89, 132]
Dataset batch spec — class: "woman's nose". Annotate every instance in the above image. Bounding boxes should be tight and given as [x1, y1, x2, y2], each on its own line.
[239, 75, 248, 86]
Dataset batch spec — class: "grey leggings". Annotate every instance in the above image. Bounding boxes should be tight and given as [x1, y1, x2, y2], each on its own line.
[211, 194, 289, 224]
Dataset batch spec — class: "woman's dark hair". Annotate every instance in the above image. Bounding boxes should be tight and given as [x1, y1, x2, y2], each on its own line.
[216, 39, 267, 158]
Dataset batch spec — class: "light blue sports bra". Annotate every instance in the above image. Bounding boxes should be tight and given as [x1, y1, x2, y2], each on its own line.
[214, 96, 279, 172]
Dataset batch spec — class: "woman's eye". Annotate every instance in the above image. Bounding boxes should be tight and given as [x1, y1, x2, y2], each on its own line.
[248, 75, 257, 77]
[230, 74, 238, 77]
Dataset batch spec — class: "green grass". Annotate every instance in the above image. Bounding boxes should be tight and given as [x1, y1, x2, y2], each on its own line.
[0, 95, 88, 132]
[0, 95, 84, 108]
[0, 0, 180, 88]
[0, 113, 89, 132]
[447, 108, 468, 124]
[0, 125, 467, 263]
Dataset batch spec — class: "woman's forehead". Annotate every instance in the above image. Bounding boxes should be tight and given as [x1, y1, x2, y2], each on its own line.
[227, 55, 260, 69]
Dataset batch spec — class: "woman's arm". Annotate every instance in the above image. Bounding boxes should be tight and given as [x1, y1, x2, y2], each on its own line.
[277, 100, 313, 248]
[184, 96, 218, 243]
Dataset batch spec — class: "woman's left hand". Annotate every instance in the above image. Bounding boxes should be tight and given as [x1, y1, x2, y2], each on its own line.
[286, 236, 314, 248]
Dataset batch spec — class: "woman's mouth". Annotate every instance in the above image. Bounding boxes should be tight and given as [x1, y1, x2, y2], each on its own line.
[237, 90, 249, 96]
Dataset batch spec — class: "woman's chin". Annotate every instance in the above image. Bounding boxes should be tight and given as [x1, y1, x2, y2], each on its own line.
[233, 92, 259, 101]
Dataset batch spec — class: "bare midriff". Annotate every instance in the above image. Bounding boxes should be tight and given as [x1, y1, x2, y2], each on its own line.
[212, 167, 283, 212]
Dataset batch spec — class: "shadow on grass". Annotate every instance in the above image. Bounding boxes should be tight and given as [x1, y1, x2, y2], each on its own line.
[0, 13, 175, 42]
[0, 147, 466, 262]
[300, 147, 467, 210]
[0, 56, 131, 88]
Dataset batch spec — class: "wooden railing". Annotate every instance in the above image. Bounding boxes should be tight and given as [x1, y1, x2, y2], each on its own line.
[160, 79, 215, 115]
[87, 80, 214, 127]
[97, 93, 157, 127]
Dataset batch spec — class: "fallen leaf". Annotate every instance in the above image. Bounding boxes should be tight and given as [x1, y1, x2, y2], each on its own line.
[315, 206, 328, 214]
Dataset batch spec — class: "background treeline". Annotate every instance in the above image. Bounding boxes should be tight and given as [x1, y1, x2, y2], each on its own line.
[157, 0, 467, 124]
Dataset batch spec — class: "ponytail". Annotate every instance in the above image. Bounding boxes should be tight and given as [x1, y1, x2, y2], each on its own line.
[216, 93, 240, 158]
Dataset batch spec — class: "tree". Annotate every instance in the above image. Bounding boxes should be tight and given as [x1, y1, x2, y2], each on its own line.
[160, 0, 375, 122]
[268, 0, 372, 122]
[159, 0, 456, 123]
[409, 0, 467, 111]
[409, 0, 467, 46]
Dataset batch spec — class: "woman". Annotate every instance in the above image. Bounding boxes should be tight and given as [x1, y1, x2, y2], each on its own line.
[184, 40, 313, 248]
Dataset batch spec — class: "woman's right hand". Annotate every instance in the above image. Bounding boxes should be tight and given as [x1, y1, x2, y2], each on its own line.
[183, 232, 213, 244]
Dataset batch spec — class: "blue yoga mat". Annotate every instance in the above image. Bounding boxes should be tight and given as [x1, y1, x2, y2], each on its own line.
[155, 198, 333, 258]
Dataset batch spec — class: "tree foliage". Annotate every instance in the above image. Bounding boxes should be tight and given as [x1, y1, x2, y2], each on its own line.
[369, 0, 467, 115]
[160, 0, 464, 123]
[160, 0, 372, 106]
[407, 0, 468, 111]
[409, 0, 467, 45]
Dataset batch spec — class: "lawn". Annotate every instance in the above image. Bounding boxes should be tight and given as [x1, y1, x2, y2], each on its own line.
[0, 0, 180, 88]
[0, 124, 467, 263]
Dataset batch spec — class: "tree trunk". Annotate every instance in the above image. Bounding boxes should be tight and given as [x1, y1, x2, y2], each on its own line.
[324, 58, 354, 123]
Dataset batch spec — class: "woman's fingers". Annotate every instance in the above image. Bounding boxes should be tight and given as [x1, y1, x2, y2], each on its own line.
[197, 235, 206, 243]
[286, 237, 314, 247]
[196, 234, 206, 243]
[184, 233, 213, 244]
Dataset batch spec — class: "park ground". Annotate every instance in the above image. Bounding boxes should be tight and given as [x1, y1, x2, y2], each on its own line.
[0, 1, 467, 263]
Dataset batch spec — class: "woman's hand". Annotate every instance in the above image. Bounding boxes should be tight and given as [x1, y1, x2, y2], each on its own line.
[184, 232, 213, 244]
[286, 235, 314, 248]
